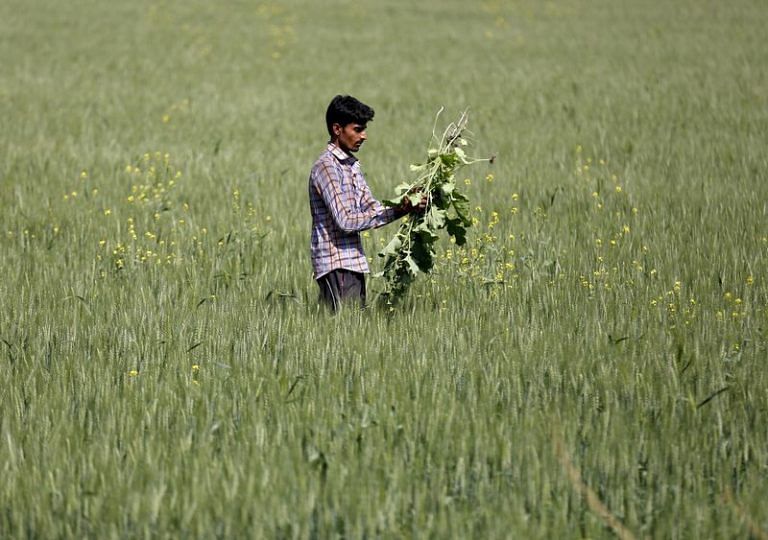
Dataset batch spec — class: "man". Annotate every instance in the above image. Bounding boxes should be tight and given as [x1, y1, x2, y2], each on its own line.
[308, 95, 423, 310]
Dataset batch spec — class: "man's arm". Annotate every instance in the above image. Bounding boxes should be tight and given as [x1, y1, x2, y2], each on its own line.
[312, 160, 400, 233]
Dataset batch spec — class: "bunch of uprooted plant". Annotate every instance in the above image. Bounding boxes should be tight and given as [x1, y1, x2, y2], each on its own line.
[377, 110, 494, 305]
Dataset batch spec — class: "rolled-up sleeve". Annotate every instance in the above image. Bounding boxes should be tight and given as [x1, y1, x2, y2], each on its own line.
[311, 160, 399, 233]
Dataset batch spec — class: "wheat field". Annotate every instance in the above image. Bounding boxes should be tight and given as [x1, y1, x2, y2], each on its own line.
[1, 0, 767, 537]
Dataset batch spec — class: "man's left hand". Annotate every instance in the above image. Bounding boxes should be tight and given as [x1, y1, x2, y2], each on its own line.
[398, 192, 428, 215]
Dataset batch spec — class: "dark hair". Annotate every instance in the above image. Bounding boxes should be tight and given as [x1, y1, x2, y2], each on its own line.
[325, 95, 374, 137]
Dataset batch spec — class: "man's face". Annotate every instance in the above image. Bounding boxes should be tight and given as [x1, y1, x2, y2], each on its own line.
[333, 122, 367, 154]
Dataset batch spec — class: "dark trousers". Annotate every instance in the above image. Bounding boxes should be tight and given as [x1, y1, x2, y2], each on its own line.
[316, 269, 366, 311]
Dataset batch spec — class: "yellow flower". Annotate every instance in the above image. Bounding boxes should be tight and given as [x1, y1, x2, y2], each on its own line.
[615, 185, 623, 193]
[746, 275, 754, 285]
[128, 369, 139, 377]
[192, 364, 200, 372]
[464, 178, 472, 185]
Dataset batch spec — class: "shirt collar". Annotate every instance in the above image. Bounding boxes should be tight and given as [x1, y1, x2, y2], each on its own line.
[327, 142, 358, 165]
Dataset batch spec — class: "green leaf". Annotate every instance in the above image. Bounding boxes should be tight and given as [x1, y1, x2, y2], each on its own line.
[395, 182, 413, 194]
[403, 255, 420, 276]
[440, 181, 455, 196]
[425, 206, 447, 229]
[407, 192, 424, 206]
[379, 235, 402, 257]
[411, 241, 435, 272]
[454, 146, 469, 164]
[413, 219, 430, 233]
[452, 193, 471, 226]
[415, 227, 439, 244]
[440, 153, 458, 167]
[446, 218, 467, 246]
[452, 189, 469, 202]
[383, 183, 415, 206]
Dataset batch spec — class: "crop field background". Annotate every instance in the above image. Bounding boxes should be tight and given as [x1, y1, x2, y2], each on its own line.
[1, 0, 767, 537]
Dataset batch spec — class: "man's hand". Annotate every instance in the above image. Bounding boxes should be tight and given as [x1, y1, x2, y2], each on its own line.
[398, 192, 428, 215]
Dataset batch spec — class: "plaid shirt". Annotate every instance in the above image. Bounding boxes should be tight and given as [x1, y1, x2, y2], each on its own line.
[309, 143, 400, 279]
